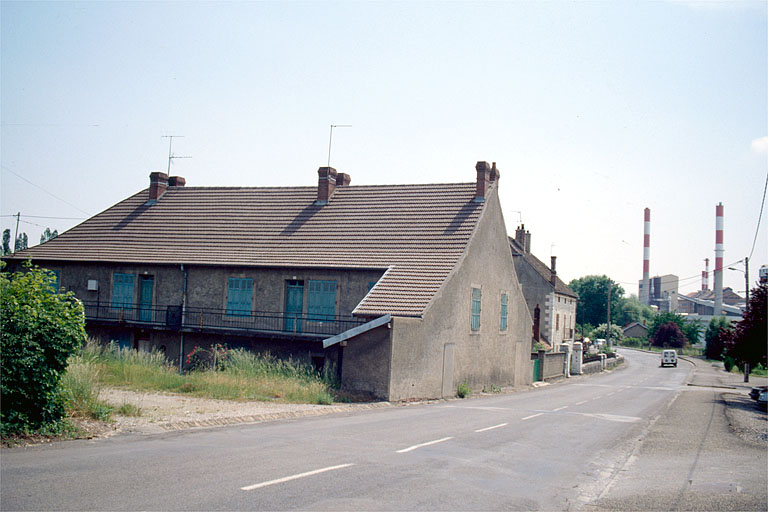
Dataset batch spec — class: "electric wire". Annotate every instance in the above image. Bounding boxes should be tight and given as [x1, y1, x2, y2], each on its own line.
[1, 164, 91, 215]
[748, 169, 767, 261]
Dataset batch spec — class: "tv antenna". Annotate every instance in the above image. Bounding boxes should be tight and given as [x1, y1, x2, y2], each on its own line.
[162, 135, 191, 174]
[327, 124, 352, 168]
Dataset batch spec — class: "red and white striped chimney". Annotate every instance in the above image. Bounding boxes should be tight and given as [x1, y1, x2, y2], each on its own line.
[641, 208, 651, 305]
[702, 258, 709, 291]
[714, 203, 724, 315]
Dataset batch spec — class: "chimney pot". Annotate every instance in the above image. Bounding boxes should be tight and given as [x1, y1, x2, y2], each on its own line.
[148, 172, 169, 202]
[168, 176, 186, 187]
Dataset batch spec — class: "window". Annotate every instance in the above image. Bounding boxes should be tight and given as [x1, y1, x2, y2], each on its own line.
[111, 273, 135, 309]
[368, 281, 377, 291]
[226, 278, 253, 316]
[308, 280, 337, 320]
[48, 270, 61, 294]
[556, 313, 560, 331]
[471, 287, 482, 331]
[500, 293, 508, 331]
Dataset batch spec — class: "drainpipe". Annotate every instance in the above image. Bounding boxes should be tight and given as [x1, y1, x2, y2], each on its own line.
[179, 264, 188, 374]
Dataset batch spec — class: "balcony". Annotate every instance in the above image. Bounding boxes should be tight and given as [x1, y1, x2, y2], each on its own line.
[82, 302, 368, 340]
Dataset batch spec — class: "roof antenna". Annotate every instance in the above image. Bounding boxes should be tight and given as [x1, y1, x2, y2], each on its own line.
[162, 135, 191, 173]
[327, 124, 352, 168]
[510, 210, 522, 223]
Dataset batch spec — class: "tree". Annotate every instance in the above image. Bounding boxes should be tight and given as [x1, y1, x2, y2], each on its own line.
[725, 284, 767, 368]
[14, 232, 28, 252]
[0, 263, 87, 434]
[590, 323, 624, 343]
[648, 312, 701, 345]
[2, 229, 10, 255]
[569, 275, 625, 327]
[651, 321, 687, 348]
[704, 317, 731, 360]
[615, 295, 654, 327]
[40, 228, 58, 244]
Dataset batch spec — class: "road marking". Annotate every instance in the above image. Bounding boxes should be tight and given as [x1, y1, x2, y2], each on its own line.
[444, 405, 509, 411]
[591, 396, 602, 401]
[241, 463, 355, 491]
[575, 400, 588, 405]
[606, 392, 615, 396]
[475, 423, 508, 433]
[576, 412, 642, 423]
[522, 413, 543, 420]
[553, 406, 568, 411]
[397, 437, 454, 453]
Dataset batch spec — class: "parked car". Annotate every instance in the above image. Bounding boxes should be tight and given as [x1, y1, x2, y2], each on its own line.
[758, 390, 767, 411]
[660, 350, 677, 367]
[749, 385, 767, 401]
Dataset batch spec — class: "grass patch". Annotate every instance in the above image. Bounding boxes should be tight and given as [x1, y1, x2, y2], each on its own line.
[116, 403, 142, 417]
[78, 340, 337, 405]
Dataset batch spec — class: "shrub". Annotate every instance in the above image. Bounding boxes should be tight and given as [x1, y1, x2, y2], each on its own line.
[650, 322, 688, 348]
[704, 317, 731, 360]
[457, 381, 471, 398]
[1, 263, 87, 434]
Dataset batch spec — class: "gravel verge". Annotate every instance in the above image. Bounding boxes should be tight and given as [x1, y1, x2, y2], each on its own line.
[721, 392, 768, 445]
[99, 388, 391, 435]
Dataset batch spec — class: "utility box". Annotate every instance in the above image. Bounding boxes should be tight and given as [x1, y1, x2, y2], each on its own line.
[87, 279, 99, 291]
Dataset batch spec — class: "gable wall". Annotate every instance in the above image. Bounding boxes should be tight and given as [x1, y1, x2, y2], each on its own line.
[387, 186, 533, 400]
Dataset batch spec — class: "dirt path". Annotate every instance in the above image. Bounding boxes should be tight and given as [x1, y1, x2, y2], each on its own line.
[97, 388, 390, 435]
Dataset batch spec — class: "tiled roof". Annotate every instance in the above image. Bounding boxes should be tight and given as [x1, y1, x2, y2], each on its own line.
[509, 237, 578, 298]
[11, 183, 485, 318]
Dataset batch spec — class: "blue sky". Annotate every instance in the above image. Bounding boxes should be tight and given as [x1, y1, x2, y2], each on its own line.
[2, 1, 766, 297]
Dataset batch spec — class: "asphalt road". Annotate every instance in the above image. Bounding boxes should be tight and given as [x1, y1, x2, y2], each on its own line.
[2, 350, 764, 511]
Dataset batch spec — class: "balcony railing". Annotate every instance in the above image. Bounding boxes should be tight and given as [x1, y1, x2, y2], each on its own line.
[82, 302, 367, 339]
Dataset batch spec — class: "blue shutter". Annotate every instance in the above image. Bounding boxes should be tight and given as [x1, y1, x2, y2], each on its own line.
[308, 280, 336, 320]
[500, 293, 508, 331]
[471, 288, 481, 331]
[227, 278, 253, 316]
[111, 273, 135, 309]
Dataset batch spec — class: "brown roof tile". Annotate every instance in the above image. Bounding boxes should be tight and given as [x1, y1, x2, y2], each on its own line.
[13, 183, 486, 318]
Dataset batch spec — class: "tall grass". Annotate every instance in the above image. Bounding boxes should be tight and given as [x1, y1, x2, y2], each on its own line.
[61, 352, 113, 421]
[76, 340, 336, 405]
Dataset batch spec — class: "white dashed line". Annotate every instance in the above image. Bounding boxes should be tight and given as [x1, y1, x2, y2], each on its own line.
[522, 413, 543, 420]
[575, 400, 588, 405]
[475, 423, 508, 433]
[553, 406, 568, 411]
[241, 463, 355, 491]
[397, 437, 454, 453]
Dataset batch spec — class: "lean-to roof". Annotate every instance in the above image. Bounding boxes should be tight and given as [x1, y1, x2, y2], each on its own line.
[12, 183, 485, 317]
[509, 237, 578, 299]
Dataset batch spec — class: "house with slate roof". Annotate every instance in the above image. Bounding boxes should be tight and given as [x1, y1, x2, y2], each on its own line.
[6, 161, 533, 400]
[509, 226, 578, 352]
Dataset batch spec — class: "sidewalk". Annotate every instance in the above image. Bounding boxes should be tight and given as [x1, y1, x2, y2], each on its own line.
[683, 355, 768, 391]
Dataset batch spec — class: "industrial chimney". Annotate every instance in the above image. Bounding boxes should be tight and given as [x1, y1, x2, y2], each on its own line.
[714, 203, 724, 316]
[641, 208, 651, 305]
[702, 258, 709, 292]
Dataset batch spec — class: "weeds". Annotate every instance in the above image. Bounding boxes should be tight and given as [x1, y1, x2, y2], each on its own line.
[457, 381, 472, 398]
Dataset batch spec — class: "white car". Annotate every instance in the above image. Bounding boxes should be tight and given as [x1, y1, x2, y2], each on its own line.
[660, 350, 677, 367]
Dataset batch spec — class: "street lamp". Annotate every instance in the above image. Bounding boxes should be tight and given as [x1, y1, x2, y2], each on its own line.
[727, 257, 749, 314]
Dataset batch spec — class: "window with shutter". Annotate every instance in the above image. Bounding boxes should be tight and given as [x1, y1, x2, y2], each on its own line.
[226, 278, 253, 316]
[307, 280, 336, 320]
[111, 273, 135, 309]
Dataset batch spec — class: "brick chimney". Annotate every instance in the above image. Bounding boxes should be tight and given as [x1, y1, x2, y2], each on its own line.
[550, 256, 557, 286]
[475, 161, 491, 202]
[148, 172, 169, 203]
[168, 176, 186, 187]
[336, 172, 351, 187]
[315, 167, 338, 205]
[533, 304, 541, 341]
[514, 224, 531, 253]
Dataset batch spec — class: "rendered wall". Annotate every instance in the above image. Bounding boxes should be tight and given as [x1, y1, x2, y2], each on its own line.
[387, 185, 533, 400]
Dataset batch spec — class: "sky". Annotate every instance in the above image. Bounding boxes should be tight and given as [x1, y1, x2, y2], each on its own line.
[2, 0, 766, 298]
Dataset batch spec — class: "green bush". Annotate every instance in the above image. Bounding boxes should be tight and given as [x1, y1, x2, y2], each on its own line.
[457, 381, 471, 398]
[1, 263, 87, 435]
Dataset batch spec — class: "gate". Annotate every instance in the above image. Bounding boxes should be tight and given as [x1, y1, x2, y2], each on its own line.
[532, 358, 541, 382]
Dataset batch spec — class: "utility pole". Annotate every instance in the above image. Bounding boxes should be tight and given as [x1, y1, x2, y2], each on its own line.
[744, 256, 750, 314]
[13, 212, 20, 253]
[606, 283, 612, 347]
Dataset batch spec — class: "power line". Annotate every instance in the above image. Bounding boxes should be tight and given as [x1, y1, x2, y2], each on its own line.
[748, 169, 767, 260]
[1, 214, 86, 220]
[1, 165, 91, 215]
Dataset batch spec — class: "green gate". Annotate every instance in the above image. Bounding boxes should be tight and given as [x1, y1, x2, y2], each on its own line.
[532, 358, 541, 382]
